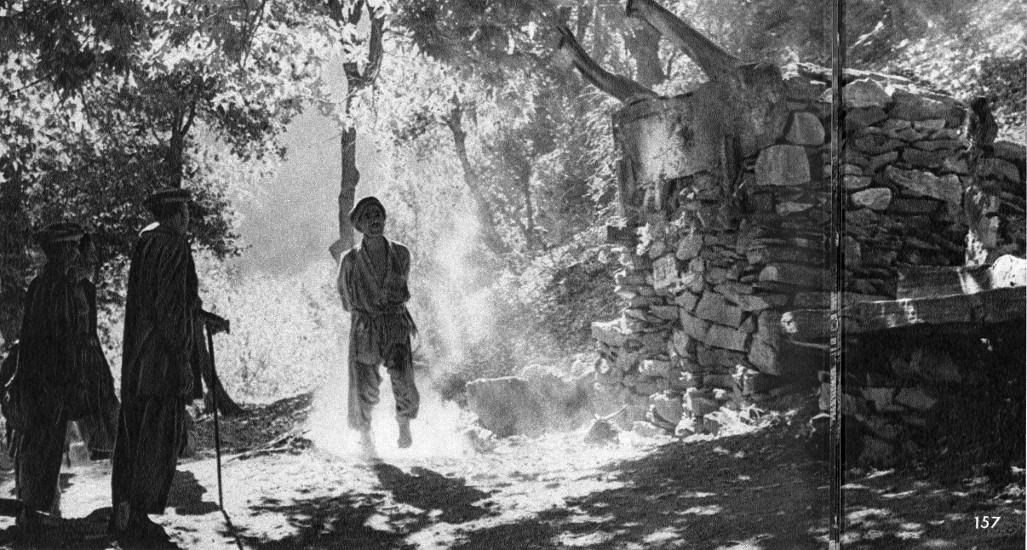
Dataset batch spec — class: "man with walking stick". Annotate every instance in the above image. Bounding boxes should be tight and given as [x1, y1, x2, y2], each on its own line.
[111, 188, 228, 546]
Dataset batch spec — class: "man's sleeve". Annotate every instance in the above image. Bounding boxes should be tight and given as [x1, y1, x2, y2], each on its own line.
[153, 238, 193, 359]
[392, 245, 412, 304]
[336, 255, 352, 312]
[49, 276, 79, 371]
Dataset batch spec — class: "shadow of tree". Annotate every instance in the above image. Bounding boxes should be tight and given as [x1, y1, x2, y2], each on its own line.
[238, 462, 497, 549]
[453, 426, 832, 550]
[841, 469, 1025, 549]
[166, 469, 220, 516]
[0, 507, 129, 550]
[372, 464, 495, 524]
[238, 493, 416, 550]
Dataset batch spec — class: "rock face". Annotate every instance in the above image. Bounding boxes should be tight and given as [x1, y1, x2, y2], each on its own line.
[466, 377, 547, 438]
[590, 59, 1027, 451]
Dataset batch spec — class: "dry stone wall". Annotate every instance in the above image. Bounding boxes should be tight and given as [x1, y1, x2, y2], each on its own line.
[591, 64, 1026, 444]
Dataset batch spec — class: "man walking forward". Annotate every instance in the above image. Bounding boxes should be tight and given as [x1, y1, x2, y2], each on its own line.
[337, 197, 420, 452]
[111, 188, 204, 544]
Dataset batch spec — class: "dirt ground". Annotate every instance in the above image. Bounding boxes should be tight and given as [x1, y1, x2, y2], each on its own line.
[0, 394, 1021, 549]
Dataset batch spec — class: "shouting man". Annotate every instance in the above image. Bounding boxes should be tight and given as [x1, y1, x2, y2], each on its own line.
[111, 188, 205, 544]
[337, 197, 420, 452]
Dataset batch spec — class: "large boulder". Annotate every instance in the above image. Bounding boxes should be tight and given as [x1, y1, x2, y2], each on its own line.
[466, 377, 547, 438]
[466, 366, 596, 438]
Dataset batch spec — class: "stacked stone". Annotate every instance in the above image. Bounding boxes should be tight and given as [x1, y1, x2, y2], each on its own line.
[592, 62, 1025, 438]
[848, 346, 953, 466]
[591, 247, 680, 431]
[604, 70, 839, 436]
[837, 333, 1011, 467]
[837, 77, 974, 298]
[965, 140, 1027, 265]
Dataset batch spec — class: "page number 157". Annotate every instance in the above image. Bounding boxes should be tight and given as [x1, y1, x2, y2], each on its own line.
[975, 516, 1001, 529]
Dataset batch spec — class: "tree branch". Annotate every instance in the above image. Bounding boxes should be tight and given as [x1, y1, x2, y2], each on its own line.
[555, 25, 656, 103]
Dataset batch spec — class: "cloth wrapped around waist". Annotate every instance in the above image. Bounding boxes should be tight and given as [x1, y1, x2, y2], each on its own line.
[350, 307, 417, 365]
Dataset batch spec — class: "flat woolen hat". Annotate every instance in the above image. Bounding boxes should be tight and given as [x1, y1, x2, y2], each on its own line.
[144, 187, 192, 212]
[349, 196, 385, 223]
[35, 221, 86, 245]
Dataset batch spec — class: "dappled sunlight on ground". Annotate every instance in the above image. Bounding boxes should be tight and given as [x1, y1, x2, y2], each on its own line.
[0, 398, 1019, 549]
[840, 468, 1025, 549]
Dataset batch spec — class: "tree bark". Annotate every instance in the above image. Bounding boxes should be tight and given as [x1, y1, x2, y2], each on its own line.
[623, 22, 665, 89]
[336, 125, 358, 254]
[0, 173, 29, 348]
[166, 99, 198, 189]
[445, 98, 509, 255]
[329, 0, 384, 261]
[203, 367, 244, 417]
[556, 25, 656, 103]
[625, 0, 740, 83]
[520, 170, 536, 251]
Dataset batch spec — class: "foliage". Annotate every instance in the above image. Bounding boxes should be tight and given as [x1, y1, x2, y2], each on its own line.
[854, 0, 1026, 140]
[95, 253, 347, 403]
[0, 0, 347, 340]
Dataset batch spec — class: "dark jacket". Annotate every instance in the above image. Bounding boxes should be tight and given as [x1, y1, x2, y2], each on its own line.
[121, 224, 199, 399]
[17, 265, 85, 390]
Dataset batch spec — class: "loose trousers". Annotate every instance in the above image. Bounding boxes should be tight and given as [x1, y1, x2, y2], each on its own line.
[12, 398, 67, 515]
[348, 342, 419, 432]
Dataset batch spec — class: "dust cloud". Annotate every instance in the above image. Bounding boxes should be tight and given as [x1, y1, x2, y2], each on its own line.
[305, 205, 496, 461]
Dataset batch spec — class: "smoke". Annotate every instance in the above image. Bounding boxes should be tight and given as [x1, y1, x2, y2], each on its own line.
[305, 322, 473, 460]
[419, 207, 499, 368]
[305, 207, 493, 460]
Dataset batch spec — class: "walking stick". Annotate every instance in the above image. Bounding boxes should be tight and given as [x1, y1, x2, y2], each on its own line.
[204, 320, 246, 550]
[205, 325, 224, 509]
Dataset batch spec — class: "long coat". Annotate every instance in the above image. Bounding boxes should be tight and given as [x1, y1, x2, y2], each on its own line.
[120, 224, 201, 399]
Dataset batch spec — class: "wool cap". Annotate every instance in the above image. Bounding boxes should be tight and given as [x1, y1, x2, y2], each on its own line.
[144, 188, 193, 212]
[349, 196, 386, 223]
[35, 221, 86, 246]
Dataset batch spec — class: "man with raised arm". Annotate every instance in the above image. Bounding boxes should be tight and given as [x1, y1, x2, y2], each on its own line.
[337, 197, 420, 453]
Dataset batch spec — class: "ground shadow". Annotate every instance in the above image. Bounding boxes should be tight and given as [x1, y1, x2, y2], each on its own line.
[841, 469, 1025, 549]
[238, 493, 416, 550]
[372, 463, 495, 524]
[0, 507, 127, 549]
[453, 424, 831, 550]
[166, 469, 220, 516]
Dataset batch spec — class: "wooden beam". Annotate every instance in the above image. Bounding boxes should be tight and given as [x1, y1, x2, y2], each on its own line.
[780, 286, 1026, 340]
[896, 254, 1027, 299]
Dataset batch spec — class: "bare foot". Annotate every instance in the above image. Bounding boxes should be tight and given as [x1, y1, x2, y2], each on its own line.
[359, 430, 379, 460]
[398, 418, 412, 449]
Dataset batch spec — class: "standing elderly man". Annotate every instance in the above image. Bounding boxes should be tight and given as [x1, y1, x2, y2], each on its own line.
[337, 197, 420, 453]
[7, 222, 89, 524]
[111, 188, 209, 544]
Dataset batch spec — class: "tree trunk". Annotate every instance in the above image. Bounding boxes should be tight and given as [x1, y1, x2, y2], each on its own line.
[556, 26, 656, 103]
[328, 0, 384, 261]
[520, 171, 536, 251]
[0, 173, 29, 348]
[626, 0, 741, 83]
[623, 23, 665, 89]
[336, 125, 359, 255]
[166, 100, 197, 189]
[203, 368, 244, 417]
[445, 99, 509, 255]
